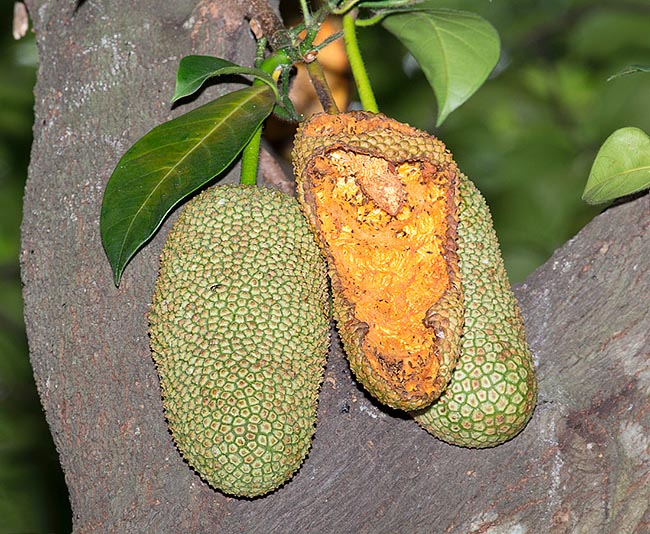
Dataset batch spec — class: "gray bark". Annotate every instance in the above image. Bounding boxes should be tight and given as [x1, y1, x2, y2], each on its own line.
[20, 1, 650, 532]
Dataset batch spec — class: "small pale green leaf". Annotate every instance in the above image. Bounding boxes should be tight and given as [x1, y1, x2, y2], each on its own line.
[172, 55, 278, 102]
[101, 85, 276, 285]
[607, 64, 650, 82]
[583, 127, 650, 204]
[382, 8, 500, 125]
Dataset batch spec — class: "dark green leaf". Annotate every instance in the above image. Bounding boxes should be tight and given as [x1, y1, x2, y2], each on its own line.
[382, 8, 500, 126]
[101, 85, 276, 285]
[172, 55, 278, 102]
[272, 65, 301, 122]
[272, 95, 301, 122]
[582, 127, 650, 204]
[607, 64, 650, 82]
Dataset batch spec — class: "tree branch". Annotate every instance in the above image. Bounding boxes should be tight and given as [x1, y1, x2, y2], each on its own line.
[238, 0, 287, 50]
[20, 1, 650, 531]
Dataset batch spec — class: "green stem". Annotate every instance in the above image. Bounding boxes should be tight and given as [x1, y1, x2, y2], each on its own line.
[331, 0, 360, 15]
[343, 12, 379, 113]
[239, 51, 293, 186]
[299, 0, 312, 25]
[306, 60, 339, 114]
[240, 124, 263, 186]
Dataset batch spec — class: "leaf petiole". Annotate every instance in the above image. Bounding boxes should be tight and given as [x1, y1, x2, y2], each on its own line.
[354, 12, 388, 27]
[239, 51, 294, 186]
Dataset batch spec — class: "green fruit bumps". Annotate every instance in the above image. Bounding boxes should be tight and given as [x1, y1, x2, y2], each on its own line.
[148, 185, 330, 497]
[413, 177, 537, 447]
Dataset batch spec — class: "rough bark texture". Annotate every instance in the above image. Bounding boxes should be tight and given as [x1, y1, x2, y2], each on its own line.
[20, 1, 650, 532]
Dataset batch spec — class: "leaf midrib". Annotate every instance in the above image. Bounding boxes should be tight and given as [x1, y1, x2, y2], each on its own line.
[115, 87, 269, 265]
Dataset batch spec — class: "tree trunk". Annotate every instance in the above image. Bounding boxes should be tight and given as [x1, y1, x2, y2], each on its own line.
[20, 1, 650, 532]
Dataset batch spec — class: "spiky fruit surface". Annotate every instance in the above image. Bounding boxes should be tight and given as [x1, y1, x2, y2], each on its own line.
[413, 177, 537, 448]
[148, 185, 330, 497]
[293, 112, 463, 411]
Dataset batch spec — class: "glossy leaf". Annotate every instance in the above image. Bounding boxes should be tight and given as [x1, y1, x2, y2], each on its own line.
[582, 127, 650, 204]
[382, 8, 500, 126]
[172, 55, 278, 102]
[101, 85, 276, 285]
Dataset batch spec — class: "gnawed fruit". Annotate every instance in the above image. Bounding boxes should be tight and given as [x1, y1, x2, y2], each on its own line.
[293, 112, 464, 411]
[293, 111, 536, 446]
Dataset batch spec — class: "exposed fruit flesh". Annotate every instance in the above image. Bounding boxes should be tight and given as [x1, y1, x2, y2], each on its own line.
[293, 112, 464, 411]
[310, 150, 454, 401]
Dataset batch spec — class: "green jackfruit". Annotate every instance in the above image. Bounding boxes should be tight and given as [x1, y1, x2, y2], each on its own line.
[148, 185, 330, 497]
[412, 177, 537, 447]
[293, 112, 464, 412]
[293, 111, 536, 447]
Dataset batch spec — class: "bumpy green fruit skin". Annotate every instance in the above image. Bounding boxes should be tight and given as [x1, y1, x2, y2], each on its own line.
[413, 177, 537, 448]
[148, 185, 330, 497]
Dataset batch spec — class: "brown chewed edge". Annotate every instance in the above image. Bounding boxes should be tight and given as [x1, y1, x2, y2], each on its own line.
[293, 112, 464, 411]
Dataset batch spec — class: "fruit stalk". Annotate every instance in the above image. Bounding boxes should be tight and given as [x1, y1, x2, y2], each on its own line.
[239, 52, 293, 186]
[343, 11, 378, 113]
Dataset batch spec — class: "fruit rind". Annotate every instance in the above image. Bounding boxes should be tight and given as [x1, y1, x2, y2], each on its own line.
[413, 176, 537, 448]
[148, 185, 330, 497]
